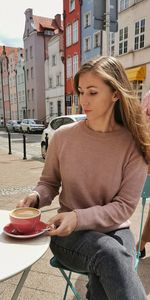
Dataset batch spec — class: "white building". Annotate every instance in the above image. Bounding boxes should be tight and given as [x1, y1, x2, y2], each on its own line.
[109, 0, 150, 100]
[45, 32, 65, 122]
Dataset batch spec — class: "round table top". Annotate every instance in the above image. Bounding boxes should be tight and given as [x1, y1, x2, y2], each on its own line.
[0, 209, 50, 281]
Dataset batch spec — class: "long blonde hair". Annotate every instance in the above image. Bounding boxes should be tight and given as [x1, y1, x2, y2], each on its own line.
[74, 56, 150, 163]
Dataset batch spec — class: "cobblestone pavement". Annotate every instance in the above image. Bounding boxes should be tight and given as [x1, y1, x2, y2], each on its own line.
[0, 147, 150, 299]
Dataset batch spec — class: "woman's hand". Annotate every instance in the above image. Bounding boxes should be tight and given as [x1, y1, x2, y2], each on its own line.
[16, 192, 39, 208]
[46, 211, 77, 237]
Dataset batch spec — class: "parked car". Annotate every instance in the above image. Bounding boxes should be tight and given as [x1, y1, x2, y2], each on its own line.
[20, 119, 45, 133]
[41, 114, 86, 159]
[6, 120, 21, 132]
[13, 120, 22, 132]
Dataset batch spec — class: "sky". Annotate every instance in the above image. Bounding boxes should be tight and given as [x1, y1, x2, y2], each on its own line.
[0, 0, 63, 48]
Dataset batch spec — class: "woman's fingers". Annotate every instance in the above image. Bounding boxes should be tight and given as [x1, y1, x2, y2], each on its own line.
[46, 212, 77, 237]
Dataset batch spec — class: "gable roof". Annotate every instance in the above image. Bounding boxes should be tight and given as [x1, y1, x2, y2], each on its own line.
[33, 15, 63, 33]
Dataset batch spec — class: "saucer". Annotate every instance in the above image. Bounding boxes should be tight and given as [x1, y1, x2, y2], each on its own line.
[3, 221, 49, 239]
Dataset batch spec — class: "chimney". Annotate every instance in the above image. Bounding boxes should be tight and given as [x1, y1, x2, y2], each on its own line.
[55, 14, 61, 29]
[25, 8, 33, 20]
[2, 45, 6, 55]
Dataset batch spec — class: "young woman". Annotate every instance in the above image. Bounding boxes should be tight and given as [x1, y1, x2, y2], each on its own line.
[17, 56, 150, 299]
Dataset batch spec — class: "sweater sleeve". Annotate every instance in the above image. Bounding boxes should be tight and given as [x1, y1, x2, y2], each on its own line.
[74, 145, 148, 232]
[33, 133, 61, 208]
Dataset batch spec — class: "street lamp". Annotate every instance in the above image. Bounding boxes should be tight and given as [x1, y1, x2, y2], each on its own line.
[6, 55, 11, 120]
[14, 69, 19, 120]
[0, 58, 6, 126]
[23, 65, 27, 118]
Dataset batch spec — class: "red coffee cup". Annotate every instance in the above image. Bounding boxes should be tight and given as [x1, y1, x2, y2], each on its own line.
[9, 207, 41, 234]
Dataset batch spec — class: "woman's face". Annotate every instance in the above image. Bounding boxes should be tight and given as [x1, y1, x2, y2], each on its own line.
[78, 72, 117, 122]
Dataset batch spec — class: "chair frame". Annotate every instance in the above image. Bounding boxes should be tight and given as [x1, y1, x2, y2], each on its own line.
[50, 256, 87, 300]
[135, 174, 150, 270]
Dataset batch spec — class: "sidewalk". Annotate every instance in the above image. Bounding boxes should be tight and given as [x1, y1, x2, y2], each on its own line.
[0, 148, 150, 299]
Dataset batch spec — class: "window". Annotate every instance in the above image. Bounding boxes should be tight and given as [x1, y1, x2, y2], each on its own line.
[73, 55, 78, 76]
[25, 49, 28, 61]
[84, 12, 91, 28]
[56, 75, 60, 86]
[134, 19, 145, 50]
[93, 32, 100, 48]
[49, 102, 54, 117]
[57, 100, 61, 116]
[132, 80, 143, 101]
[66, 95, 72, 107]
[32, 89, 34, 101]
[31, 67, 33, 79]
[66, 57, 72, 78]
[69, 0, 75, 12]
[49, 77, 52, 88]
[73, 20, 78, 44]
[110, 32, 115, 56]
[119, 27, 128, 55]
[119, 0, 129, 11]
[30, 46, 33, 59]
[27, 69, 29, 80]
[27, 90, 30, 102]
[84, 36, 91, 52]
[52, 55, 56, 66]
[66, 25, 72, 47]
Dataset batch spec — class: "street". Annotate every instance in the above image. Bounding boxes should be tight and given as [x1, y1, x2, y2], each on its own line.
[0, 130, 43, 160]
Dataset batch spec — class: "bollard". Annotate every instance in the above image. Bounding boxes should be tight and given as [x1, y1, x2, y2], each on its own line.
[23, 133, 27, 160]
[45, 133, 49, 151]
[8, 131, 12, 155]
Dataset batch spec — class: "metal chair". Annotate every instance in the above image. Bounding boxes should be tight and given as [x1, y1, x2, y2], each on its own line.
[50, 175, 150, 299]
[135, 174, 150, 270]
[50, 256, 88, 300]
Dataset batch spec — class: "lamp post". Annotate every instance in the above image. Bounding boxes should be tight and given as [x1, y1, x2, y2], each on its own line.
[23, 65, 27, 118]
[14, 69, 19, 120]
[0, 58, 6, 126]
[6, 56, 11, 120]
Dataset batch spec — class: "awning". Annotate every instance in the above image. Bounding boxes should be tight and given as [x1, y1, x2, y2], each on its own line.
[126, 65, 146, 81]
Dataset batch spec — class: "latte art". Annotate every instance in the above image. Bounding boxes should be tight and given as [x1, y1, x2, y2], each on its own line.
[12, 208, 39, 218]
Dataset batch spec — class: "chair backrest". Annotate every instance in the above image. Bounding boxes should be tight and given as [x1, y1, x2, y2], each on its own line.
[141, 174, 150, 198]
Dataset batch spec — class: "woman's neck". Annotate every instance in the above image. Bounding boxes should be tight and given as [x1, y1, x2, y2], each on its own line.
[86, 113, 120, 133]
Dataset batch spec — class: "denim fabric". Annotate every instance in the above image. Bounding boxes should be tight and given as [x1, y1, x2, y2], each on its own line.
[50, 228, 147, 300]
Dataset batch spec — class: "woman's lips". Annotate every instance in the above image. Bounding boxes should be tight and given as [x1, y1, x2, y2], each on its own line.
[84, 109, 92, 113]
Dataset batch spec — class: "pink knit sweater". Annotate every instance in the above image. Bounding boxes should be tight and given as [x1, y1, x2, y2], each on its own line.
[35, 120, 148, 233]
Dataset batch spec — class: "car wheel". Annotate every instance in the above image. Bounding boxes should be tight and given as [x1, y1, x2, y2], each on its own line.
[27, 127, 30, 134]
[41, 142, 47, 159]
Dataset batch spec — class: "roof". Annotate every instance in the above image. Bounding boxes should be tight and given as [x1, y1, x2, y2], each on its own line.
[33, 15, 63, 33]
[0, 46, 19, 56]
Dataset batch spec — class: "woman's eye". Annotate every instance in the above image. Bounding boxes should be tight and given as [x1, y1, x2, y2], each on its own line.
[79, 91, 84, 95]
[90, 92, 97, 95]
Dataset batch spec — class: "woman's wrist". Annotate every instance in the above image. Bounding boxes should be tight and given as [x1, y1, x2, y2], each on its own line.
[30, 191, 40, 208]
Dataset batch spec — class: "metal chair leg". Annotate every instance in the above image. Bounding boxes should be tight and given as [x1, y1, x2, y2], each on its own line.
[59, 268, 81, 300]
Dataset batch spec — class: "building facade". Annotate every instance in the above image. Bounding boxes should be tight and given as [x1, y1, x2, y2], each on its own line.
[23, 9, 63, 122]
[81, 0, 101, 63]
[63, 0, 81, 114]
[112, 0, 150, 100]
[45, 32, 65, 122]
[0, 46, 15, 124]
[15, 48, 26, 120]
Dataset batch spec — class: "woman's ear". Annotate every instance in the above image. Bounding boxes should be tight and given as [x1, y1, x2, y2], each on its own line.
[112, 91, 120, 103]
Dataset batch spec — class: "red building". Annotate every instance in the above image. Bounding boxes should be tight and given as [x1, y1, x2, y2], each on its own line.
[63, 0, 81, 114]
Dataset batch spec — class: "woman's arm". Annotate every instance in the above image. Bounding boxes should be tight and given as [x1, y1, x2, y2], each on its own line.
[74, 148, 148, 232]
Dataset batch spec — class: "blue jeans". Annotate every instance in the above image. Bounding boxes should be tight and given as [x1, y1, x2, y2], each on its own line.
[50, 228, 147, 300]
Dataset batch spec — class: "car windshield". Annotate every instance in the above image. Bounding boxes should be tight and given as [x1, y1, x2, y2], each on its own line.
[74, 115, 86, 122]
[33, 120, 43, 124]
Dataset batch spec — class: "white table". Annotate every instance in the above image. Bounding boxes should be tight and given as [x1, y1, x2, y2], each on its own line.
[0, 210, 50, 300]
